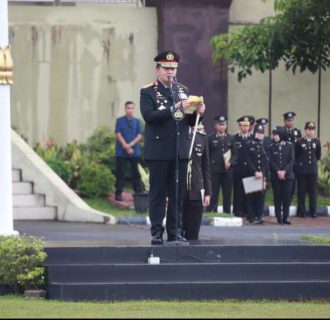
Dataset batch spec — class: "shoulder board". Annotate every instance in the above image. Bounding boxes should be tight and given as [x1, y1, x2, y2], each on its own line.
[177, 83, 188, 90]
[141, 82, 154, 89]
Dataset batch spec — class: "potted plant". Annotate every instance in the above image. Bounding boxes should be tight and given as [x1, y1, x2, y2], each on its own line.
[133, 164, 150, 214]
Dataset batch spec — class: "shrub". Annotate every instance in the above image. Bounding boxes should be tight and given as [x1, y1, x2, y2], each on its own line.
[81, 126, 116, 171]
[318, 154, 330, 197]
[77, 163, 115, 198]
[0, 236, 47, 293]
[45, 158, 73, 185]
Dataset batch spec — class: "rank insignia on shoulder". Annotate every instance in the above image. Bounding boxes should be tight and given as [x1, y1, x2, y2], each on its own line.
[142, 82, 153, 89]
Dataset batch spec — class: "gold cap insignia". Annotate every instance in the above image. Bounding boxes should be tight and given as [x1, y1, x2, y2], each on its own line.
[244, 117, 249, 122]
[166, 52, 174, 61]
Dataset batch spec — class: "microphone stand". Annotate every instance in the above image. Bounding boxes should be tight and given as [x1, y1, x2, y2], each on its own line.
[165, 76, 189, 247]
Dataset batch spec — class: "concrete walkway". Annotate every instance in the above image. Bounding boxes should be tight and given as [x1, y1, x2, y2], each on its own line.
[14, 218, 330, 247]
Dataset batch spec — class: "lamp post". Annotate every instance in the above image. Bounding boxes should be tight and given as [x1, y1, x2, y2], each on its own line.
[0, 0, 17, 236]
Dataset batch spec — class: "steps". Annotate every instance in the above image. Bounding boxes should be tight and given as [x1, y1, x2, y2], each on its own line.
[45, 245, 330, 301]
[12, 168, 57, 220]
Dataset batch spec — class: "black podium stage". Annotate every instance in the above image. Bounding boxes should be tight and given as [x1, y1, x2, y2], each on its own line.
[15, 221, 330, 301]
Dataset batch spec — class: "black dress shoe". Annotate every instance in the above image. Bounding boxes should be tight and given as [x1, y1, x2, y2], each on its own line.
[151, 236, 163, 245]
[283, 220, 291, 225]
[277, 219, 283, 225]
[311, 213, 317, 218]
[177, 235, 188, 243]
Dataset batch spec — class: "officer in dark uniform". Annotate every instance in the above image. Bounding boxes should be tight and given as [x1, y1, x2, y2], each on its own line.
[182, 124, 212, 240]
[256, 117, 272, 151]
[246, 124, 269, 224]
[232, 116, 252, 217]
[140, 50, 205, 245]
[295, 121, 321, 218]
[282, 111, 302, 201]
[282, 112, 302, 143]
[207, 115, 237, 213]
[269, 127, 295, 224]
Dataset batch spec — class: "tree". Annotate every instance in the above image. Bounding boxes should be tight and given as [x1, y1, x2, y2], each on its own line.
[211, 0, 330, 136]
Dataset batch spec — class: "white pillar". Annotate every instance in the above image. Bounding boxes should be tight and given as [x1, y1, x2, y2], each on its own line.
[0, 0, 17, 235]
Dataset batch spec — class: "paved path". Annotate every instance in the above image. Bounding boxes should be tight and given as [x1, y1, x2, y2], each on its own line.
[14, 218, 330, 247]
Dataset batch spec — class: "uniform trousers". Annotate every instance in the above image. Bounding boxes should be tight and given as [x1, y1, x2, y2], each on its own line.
[182, 200, 203, 240]
[247, 191, 265, 223]
[296, 174, 317, 217]
[209, 172, 232, 213]
[146, 159, 188, 239]
[115, 156, 142, 194]
[233, 170, 248, 217]
[271, 179, 294, 221]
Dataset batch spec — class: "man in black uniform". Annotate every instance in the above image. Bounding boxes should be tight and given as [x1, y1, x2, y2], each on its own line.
[232, 116, 252, 217]
[182, 124, 212, 240]
[140, 50, 205, 245]
[256, 117, 272, 151]
[246, 125, 269, 224]
[295, 121, 321, 218]
[282, 112, 302, 143]
[207, 115, 237, 214]
[282, 111, 302, 201]
[269, 127, 295, 224]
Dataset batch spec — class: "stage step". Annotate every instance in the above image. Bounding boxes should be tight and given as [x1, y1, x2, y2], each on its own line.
[12, 169, 21, 182]
[45, 245, 330, 301]
[13, 207, 57, 220]
[11, 168, 57, 220]
[13, 181, 33, 194]
[48, 280, 330, 301]
[45, 245, 330, 264]
[47, 262, 330, 283]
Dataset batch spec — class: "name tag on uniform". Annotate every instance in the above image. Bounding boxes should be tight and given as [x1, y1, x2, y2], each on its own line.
[157, 106, 166, 110]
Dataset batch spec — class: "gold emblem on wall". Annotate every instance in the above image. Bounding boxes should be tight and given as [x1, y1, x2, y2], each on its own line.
[0, 46, 14, 85]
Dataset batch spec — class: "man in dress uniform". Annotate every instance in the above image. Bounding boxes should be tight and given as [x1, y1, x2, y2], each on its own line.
[269, 127, 295, 224]
[245, 125, 269, 224]
[140, 50, 205, 245]
[207, 115, 237, 214]
[232, 116, 252, 217]
[282, 111, 302, 200]
[182, 123, 212, 240]
[256, 117, 272, 151]
[282, 112, 302, 144]
[295, 121, 321, 218]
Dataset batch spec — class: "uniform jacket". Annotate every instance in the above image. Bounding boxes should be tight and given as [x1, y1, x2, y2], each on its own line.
[246, 138, 269, 177]
[208, 133, 237, 173]
[140, 80, 198, 160]
[233, 132, 252, 176]
[282, 127, 302, 143]
[185, 131, 212, 201]
[269, 141, 295, 180]
[294, 137, 321, 175]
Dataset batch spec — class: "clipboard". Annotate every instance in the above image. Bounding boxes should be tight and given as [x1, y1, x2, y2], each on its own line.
[242, 176, 265, 194]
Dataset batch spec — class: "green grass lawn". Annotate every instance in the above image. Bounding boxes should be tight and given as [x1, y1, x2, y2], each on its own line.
[301, 235, 330, 244]
[1, 296, 330, 318]
[84, 188, 330, 219]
